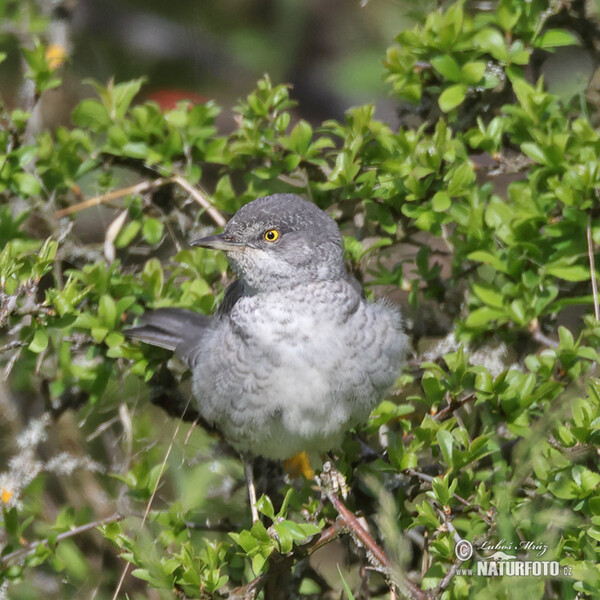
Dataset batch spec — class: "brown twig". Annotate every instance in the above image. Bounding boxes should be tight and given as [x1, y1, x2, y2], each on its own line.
[53, 177, 174, 218]
[326, 491, 391, 571]
[171, 174, 227, 227]
[432, 392, 476, 422]
[0, 513, 124, 565]
[325, 491, 427, 600]
[432, 560, 463, 596]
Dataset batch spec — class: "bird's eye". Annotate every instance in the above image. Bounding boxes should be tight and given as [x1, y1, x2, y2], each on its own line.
[263, 229, 280, 242]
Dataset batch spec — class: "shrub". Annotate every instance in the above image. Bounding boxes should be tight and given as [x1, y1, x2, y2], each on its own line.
[2, 0, 600, 598]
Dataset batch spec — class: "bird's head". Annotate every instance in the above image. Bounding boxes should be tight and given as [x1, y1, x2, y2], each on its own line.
[191, 194, 346, 293]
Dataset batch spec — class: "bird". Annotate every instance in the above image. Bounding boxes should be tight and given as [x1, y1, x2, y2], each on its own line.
[127, 193, 408, 518]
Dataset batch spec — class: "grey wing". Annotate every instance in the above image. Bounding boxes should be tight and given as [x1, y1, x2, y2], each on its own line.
[216, 280, 246, 317]
[125, 307, 211, 368]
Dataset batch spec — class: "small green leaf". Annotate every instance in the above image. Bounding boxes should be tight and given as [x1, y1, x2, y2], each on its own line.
[437, 430, 454, 468]
[521, 143, 547, 165]
[472, 283, 504, 309]
[288, 120, 313, 155]
[337, 566, 356, 600]
[439, 84, 467, 112]
[461, 61, 486, 85]
[98, 295, 117, 329]
[474, 28, 507, 61]
[431, 55, 462, 81]
[536, 29, 578, 49]
[29, 329, 49, 353]
[142, 218, 164, 245]
[14, 173, 42, 196]
[72, 99, 110, 129]
[432, 191, 451, 212]
[547, 264, 590, 282]
[464, 306, 505, 328]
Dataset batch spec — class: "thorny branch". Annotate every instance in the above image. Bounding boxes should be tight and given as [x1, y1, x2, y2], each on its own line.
[318, 465, 428, 600]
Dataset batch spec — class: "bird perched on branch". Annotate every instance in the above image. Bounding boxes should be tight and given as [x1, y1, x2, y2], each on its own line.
[127, 193, 408, 519]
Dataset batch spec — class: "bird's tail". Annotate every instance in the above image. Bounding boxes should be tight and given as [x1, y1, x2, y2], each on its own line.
[125, 307, 210, 367]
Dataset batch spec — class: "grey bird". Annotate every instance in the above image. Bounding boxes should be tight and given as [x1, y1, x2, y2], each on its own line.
[127, 194, 408, 511]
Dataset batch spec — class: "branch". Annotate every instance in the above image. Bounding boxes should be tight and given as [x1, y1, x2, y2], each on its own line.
[324, 489, 427, 600]
[529, 319, 559, 349]
[54, 177, 174, 218]
[0, 340, 25, 354]
[171, 175, 227, 227]
[0, 513, 123, 565]
[432, 392, 476, 422]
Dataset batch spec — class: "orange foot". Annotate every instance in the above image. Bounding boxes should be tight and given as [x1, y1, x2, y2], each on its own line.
[283, 451, 315, 480]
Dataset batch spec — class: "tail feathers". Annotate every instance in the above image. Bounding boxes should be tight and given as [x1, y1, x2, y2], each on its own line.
[126, 308, 211, 365]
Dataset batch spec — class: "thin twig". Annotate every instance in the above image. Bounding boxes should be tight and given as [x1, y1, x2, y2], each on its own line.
[529, 320, 559, 349]
[326, 491, 427, 600]
[0, 513, 124, 565]
[432, 392, 476, 422]
[53, 177, 174, 218]
[111, 397, 192, 600]
[0, 340, 25, 354]
[587, 216, 600, 321]
[171, 175, 227, 227]
[433, 560, 463, 595]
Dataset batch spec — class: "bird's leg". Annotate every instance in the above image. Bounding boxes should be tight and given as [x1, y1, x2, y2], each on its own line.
[242, 456, 260, 523]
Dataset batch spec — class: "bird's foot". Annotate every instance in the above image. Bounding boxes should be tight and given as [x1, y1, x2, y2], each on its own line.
[283, 451, 315, 480]
[316, 460, 349, 500]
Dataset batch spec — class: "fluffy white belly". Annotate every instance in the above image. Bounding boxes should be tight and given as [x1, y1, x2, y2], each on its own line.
[192, 282, 407, 459]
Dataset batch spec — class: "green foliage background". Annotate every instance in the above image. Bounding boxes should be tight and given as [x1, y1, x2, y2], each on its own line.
[2, 0, 600, 598]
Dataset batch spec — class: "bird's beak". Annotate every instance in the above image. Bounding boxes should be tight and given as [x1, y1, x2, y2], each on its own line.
[190, 233, 245, 252]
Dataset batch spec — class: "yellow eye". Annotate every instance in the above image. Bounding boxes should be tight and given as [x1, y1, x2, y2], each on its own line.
[264, 229, 280, 242]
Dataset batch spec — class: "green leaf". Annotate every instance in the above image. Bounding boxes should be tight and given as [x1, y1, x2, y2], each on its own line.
[464, 306, 505, 328]
[546, 263, 590, 282]
[472, 283, 504, 309]
[273, 522, 294, 554]
[14, 173, 42, 196]
[467, 250, 508, 273]
[536, 29, 578, 49]
[431, 55, 462, 81]
[98, 294, 117, 329]
[72, 99, 110, 129]
[432, 191, 451, 212]
[29, 329, 48, 353]
[287, 120, 313, 155]
[337, 566, 356, 600]
[460, 61, 486, 85]
[521, 143, 547, 164]
[142, 218, 164, 245]
[447, 162, 475, 194]
[115, 221, 141, 248]
[474, 28, 507, 62]
[437, 430, 454, 468]
[256, 495, 275, 520]
[438, 84, 467, 112]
